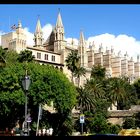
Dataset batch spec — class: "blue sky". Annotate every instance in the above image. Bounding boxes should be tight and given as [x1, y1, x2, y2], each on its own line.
[1, 4, 140, 59]
[0, 4, 140, 39]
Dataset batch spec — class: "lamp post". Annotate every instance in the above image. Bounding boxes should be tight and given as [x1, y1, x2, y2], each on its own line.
[22, 75, 31, 136]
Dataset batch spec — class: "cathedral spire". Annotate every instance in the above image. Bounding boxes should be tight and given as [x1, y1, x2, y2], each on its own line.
[55, 9, 64, 41]
[79, 30, 85, 46]
[35, 16, 42, 33]
[56, 8, 63, 28]
[78, 30, 87, 67]
[34, 16, 43, 47]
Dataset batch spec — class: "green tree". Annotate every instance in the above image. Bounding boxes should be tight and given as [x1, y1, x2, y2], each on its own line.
[17, 50, 35, 63]
[133, 79, 140, 101]
[119, 84, 137, 110]
[90, 65, 106, 80]
[76, 87, 95, 113]
[5, 50, 19, 65]
[90, 113, 110, 134]
[0, 46, 7, 67]
[122, 117, 136, 129]
[84, 78, 105, 99]
[74, 66, 86, 87]
[65, 50, 80, 83]
[108, 124, 121, 134]
[134, 112, 140, 128]
[0, 59, 77, 135]
[106, 77, 130, 109]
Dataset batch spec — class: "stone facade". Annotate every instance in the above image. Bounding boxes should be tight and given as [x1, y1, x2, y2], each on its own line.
[1, 11, 139, 92]
[1, 20, 26, 53]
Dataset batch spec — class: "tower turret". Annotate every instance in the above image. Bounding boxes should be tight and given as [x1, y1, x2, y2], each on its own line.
[78, 30, 87, 67]
[34, 16, 43, 47]
[54, 9, 66, 52]
[54, 9, 64, 41]
[16, 20, 24, 34]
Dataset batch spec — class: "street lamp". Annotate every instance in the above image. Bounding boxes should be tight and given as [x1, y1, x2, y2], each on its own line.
[22, 75, 31, 136]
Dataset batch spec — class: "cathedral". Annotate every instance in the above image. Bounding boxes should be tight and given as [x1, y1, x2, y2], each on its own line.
[1, 10, 140, 87]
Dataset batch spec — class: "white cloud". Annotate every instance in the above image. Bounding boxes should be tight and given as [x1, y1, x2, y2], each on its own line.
[23, 27, 34, 46]
[87, 33, 140, 60]
[24, 23, 52, 46]
[65, 38, 79, 46]
[42, 24, 52, 42]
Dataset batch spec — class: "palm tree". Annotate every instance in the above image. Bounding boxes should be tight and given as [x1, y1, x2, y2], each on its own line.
[90, 65, 106, 80]
[74, 66, 86, 87]
[0, 46, 7, 67]
[76, 86, 95, 113]
[106, 77, 129, 109]
[65, 50, 80, 83]
[84, 78, 105, 99]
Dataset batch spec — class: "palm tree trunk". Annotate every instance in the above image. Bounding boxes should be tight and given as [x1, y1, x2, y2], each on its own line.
[71, 73, 74, 83]
[78, 77, 80, 87]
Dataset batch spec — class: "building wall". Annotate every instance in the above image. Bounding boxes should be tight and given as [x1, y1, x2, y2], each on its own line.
[27, 47, 61, 65]
[108, 118, 124, 126]
[121, 58, 128, 75]
[1, 20, 140, 86]
[128, 59, 135, 76]
[134, 62, 140, 79]
[1, 32, 16, 49]
[111, 56, 121, 77]
[1, 28, 26, 53]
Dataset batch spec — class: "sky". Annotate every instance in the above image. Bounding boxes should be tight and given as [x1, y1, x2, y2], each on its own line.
[0, 4, 140, 60]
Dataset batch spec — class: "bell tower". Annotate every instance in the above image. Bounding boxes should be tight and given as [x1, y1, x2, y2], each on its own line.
[54, 9, 66, 52]
[34, 16, 43, 47]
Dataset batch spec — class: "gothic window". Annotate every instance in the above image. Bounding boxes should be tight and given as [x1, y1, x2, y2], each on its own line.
[37, 52, 41, 59]
[44, 54, 48, 60]
[51, 55, 55, 61]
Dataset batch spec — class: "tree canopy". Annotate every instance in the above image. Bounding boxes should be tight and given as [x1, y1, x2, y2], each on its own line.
[0, 52, 77, 135]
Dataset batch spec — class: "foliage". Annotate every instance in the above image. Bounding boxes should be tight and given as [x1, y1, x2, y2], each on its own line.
[122, 112, 140, 130]
[108, 124, 121, 134]
[106, 77, 137, 109]
[134, 112, 140, 128]
[65, 50, 80, 83]
[133, 79, 140, 99]
[84, 78, 105, 99]
[76, 87, 95, 113]
[122, 117, 136, 129]
[5, 50, 19, 65]
[0, 46, 7, 67]
[90, 65, 106, 80]
[90, 113, 110, 134]
[17, 49, 35, 63]
[0, 58, 77, 135]
[94, 98, 110, 118]
[74, 66, 86, 87]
